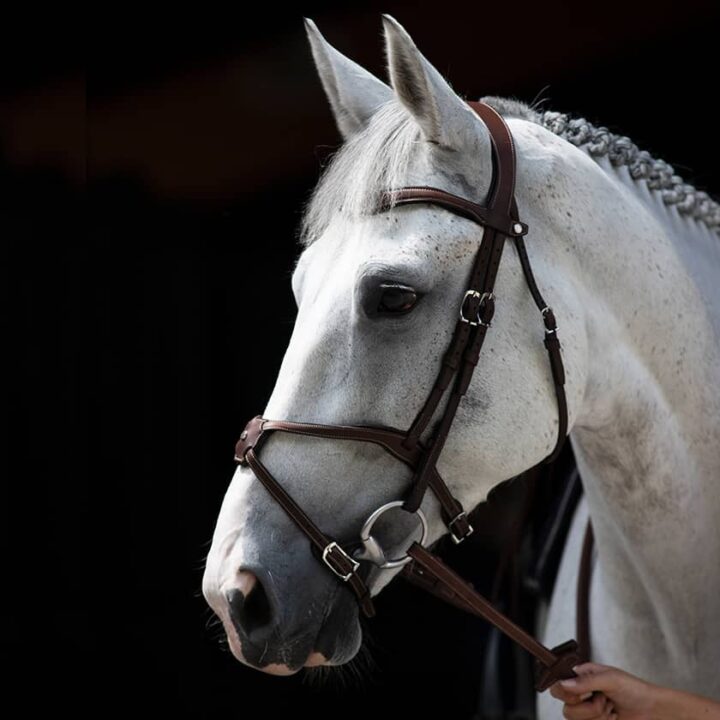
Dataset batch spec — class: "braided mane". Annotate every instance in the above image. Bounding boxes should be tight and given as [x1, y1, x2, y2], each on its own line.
[483, 96, 720, 235]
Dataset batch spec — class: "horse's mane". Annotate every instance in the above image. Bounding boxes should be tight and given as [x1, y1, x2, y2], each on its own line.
[300, 96, 720, 246]
[484, 95, 719, 234]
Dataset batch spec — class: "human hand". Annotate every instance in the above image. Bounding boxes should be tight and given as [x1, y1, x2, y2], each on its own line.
[549, 663, 656, 719]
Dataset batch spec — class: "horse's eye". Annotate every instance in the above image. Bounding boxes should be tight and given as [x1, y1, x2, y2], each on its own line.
[377, 284, 419, 315]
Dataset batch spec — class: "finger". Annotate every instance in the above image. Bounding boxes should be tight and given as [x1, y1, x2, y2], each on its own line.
[561, 667, 616, 696]
[550, 682, 575, 702]
[562, 693, 607, 720]
[572, 662, 610, 676]
[550, 683, 593, 704]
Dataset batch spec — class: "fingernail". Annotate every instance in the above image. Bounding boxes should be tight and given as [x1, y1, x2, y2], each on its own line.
[560, 678, 577, 688]
[580, 692, 593, 701]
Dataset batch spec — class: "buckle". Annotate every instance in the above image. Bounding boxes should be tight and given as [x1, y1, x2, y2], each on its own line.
[460, 291, 494, 327]
[460, 290, 481, 325]
[449, 511, 474, 544]
[542, 306, 558, 334]
[322, 541, 360, 581]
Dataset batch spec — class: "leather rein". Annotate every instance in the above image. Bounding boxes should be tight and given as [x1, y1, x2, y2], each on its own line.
[233, 101, 584, 690]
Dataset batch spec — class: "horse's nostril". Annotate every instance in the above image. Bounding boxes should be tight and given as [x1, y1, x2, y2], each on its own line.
[236, 569, 257, 597]
[226, 573, 276, 642]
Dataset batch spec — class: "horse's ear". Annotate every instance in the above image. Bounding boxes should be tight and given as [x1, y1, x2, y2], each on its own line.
[305, 18, 393, 140]
[382, 15, 479, 149]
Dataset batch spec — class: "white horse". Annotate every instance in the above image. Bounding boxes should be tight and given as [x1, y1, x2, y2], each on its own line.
[203, 16, 720, 716]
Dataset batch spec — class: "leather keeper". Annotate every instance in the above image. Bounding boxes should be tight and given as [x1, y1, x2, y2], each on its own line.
[544, 335, 566, 386]
[479, 294, 495, 325]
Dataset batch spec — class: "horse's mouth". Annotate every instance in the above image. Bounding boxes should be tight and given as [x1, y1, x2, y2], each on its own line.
[221, 609, 354, 675]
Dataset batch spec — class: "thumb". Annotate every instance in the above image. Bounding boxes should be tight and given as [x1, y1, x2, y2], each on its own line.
[559, 664, 617, 695]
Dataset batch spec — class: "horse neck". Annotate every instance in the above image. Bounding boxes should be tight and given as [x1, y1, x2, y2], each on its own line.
[554, 154, 720, 659]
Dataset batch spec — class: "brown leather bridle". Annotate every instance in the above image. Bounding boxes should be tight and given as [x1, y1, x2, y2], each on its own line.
[232, 101, 582, 689]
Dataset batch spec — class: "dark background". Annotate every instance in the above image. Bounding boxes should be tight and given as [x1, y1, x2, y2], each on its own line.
[5, 1, 718, 716]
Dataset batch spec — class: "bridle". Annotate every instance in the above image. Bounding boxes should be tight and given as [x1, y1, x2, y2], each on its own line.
[232, 101, 582, 689]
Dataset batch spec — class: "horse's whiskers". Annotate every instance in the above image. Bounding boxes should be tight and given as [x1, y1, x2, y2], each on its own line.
[302, 640, 377, 691]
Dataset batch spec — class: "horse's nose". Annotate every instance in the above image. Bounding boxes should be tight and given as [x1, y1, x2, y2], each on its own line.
[226, 569, 278, 643]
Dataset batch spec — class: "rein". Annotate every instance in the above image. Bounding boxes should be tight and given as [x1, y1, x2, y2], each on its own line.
[233, 101, 586, 690]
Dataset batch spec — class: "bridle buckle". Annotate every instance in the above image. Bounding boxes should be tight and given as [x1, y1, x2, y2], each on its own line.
[449, 511, 474, 544]
[322, 541, 360, 581]
[542, 306, 559, 334]
[459, 290, 494, 327]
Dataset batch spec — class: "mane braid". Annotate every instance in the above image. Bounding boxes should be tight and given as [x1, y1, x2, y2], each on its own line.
[482, 96, 720, 235]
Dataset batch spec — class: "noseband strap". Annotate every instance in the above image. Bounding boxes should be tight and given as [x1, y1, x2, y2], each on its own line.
[231, 102, 573, 682]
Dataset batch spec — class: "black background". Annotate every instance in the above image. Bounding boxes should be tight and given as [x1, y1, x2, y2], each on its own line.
[5, 2, 719, 716]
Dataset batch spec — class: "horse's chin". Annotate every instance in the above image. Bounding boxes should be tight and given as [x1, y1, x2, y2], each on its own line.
[229, 640, 346, 675]
[304, 651, 332, 667]
[224, 613, 360, 675]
